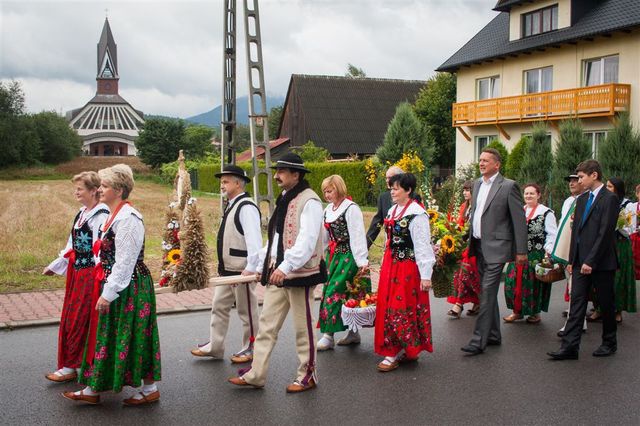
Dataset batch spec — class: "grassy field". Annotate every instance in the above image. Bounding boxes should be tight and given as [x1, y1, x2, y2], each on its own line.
[0, 179, 384, 293]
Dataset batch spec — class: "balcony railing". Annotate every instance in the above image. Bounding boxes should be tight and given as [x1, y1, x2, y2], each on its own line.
[452, 83, 631, 127]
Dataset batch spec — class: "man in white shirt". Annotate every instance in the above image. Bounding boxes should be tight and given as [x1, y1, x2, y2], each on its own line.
[191, 165, 262, 363]
[228, 152, 326, 393]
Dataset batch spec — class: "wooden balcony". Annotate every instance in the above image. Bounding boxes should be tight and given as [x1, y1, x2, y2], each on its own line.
[452, 83, 631, 127]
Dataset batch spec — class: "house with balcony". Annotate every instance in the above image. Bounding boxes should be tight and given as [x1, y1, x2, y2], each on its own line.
[437, 0, 639, 166]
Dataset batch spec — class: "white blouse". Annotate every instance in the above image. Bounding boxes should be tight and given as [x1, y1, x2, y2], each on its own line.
[322, 199, 369, 268]
[227, 193, 263, 273]
[621, 199, 636, 235]
[47, 203, 109, 275]
[257, 198, 324, 275]
[385, 202, 436, 280]
[524, 204, 558, 254]
[100, 204, 146, 303]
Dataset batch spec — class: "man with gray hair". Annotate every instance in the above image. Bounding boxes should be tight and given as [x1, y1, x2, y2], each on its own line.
[191, 165, 262, 364]
[366, 165, 405, 248]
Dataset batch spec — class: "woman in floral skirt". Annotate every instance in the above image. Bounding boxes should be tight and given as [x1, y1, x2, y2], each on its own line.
[44, 172, 109, 383]
[317, 175, 369, 351]
[446, 180, 480, 318]
[374, 173, 435, 372]
[503, 183, 557, 324]
[62, 164, 161, 406]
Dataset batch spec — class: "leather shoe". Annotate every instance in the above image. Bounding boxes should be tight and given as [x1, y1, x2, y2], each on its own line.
[592, 345, 617, 357]
[62, 390, 100, 405]
[190, 348, 219, 358]
[487, 339, 501, 346]
[227, 376, 263, 389]
[123, 390, 160, 406]
[230, 353, 253, 364]
[45, 371, 77, 383]
[460, 345, 483, 355]
[547, 349, 579, 360]
[286, 378, 316, 393]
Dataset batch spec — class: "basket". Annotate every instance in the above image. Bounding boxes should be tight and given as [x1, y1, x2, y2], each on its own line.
[341, 304, 376, 332]
[534, 260, 566, 283]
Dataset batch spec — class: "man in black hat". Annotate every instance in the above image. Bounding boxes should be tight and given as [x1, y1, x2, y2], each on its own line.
[191, 165, 262, 364]
[228, 152, 326, 393]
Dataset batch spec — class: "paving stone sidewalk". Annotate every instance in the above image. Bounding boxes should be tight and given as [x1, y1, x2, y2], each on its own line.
[0, 269, 379, 329]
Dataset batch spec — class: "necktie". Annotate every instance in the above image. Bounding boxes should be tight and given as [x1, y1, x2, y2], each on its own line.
[581, 192, 595, 225]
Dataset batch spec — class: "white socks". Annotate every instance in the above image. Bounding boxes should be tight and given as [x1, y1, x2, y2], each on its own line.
[75, 386, 97, 396]
[54, 367, 76, 376]
[130, 383, 158, 400]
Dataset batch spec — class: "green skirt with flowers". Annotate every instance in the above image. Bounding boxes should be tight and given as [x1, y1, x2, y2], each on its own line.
[504, 250, 550, 316]
[79, 273, 161, 392]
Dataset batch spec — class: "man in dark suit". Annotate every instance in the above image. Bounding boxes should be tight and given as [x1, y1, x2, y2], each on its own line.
[461, 148, 528, 355]
[366, 166, 405, 248]
[548, 160, 619, 360]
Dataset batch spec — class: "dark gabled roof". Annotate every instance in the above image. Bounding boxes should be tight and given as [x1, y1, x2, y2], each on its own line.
[438, 0, 640, 72]
[281, 74, 424, 155]
[97, 18, 118, 76]
[493, 0, 529, 12]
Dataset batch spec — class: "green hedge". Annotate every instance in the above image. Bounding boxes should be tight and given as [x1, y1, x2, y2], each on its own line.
[195, 161, 374, 206]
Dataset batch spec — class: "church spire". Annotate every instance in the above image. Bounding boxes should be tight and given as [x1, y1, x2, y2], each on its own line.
[96, 17, 119, 95]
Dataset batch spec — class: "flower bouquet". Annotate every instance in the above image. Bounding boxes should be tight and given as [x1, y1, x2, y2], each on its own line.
[340, 273, 377, 332]
[428, 207, 468, 298]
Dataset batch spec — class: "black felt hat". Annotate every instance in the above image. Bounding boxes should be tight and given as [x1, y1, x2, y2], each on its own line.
[270, 152, 311, 173]
[564, 174, 579, 181]
[215, 165, 251, 183]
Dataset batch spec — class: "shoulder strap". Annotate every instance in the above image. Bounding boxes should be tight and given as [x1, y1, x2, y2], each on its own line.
[234, 199, 261, 236]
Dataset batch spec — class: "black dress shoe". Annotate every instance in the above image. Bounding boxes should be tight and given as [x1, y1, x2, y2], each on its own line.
[592, 345, 617, 357]
[557, 330, 566, 338]
[487, 339, 501, 346]
[547, 349, 579, 360]
[461, 345, 483, 355]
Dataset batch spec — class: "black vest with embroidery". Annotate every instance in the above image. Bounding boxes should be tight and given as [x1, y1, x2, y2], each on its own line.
[324, 205, 353, 255]
[527, 210, 551, 253]
[98, 227, 150, 283]
[71, 208, 108, 270]
[386, 214, 417, 261]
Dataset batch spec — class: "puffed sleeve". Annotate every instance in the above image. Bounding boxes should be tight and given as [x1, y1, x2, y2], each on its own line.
[47, 234, 73, 275]
[346, 204, 368, 267]
[101, 214, 145, 302]
[409, 213, 435, 280]
[543, 210, 558, 254]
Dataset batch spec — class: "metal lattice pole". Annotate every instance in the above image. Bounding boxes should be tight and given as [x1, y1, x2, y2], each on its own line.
[220, 0, 237, 210]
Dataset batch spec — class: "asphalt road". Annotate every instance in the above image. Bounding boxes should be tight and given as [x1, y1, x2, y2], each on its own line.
[1, 282, 639, 426]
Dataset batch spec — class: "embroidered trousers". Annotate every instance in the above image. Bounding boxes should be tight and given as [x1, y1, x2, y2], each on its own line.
[242, 285, 317, 387]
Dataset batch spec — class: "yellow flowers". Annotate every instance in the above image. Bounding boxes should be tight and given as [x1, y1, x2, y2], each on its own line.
[441, 235, 456, 254]
[393, 152, 425, 175]
[364, 157, 378, 186]
[426, 208, 439, 224]
[167, 249, 181, 264]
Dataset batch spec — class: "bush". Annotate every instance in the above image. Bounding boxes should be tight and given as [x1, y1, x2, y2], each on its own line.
[520, 123, 553, 199]
[291, 140, 330, 163]
[31, 111, 82, 164]
[599, 113, 640, 198]
[504, 136, 529, 180]
[485, 139, 509, 173]
[377, 102, 433, 168]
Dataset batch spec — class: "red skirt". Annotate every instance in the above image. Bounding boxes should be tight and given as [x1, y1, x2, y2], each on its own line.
[58, 266, 95, 369]
[631, 232, 640, 280]
[447, 248, 480, 305]
[374, 250, 433, 358]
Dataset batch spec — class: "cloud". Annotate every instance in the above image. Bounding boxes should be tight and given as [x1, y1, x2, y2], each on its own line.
[0, 0, 498, 117]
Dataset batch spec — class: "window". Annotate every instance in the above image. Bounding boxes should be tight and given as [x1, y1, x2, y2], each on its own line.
[475, 135, 497, 160]
[584, 131, 608, 158]
[522, 5, 558, 37]
[477, 76, 500, 100]
[583, 55, 619, 86]
[524, 67, 553, 93]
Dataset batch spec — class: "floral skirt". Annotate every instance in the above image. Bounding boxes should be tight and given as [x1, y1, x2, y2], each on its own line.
[79, 272, 161, 392]
[504, 250, 550, 316]
[614, 237, 637, 312]
[374, 250, 432, 358]
[447, 248, 480, 306]
[319, 251, 370, 333]
[58, 266, 95, 369]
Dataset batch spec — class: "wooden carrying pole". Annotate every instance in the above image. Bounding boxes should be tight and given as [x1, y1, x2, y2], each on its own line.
[154, 274, 259, 294]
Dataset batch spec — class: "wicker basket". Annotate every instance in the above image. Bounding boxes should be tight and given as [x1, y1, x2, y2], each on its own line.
[534, 260, 566, 283]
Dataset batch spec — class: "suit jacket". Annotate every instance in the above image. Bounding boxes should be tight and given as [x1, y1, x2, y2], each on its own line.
[468, 174, 527, 264]
[366, 190, 422, 248]
[568, 187, 619, 271]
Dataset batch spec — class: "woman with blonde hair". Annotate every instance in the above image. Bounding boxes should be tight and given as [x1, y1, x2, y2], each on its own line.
[317, 174, 370, 350]
[44, 172, 109, 383]
[62, 164, 161, 406]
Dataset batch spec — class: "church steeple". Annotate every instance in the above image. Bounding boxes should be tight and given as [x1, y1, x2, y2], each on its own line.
[96, 18, 119, 95]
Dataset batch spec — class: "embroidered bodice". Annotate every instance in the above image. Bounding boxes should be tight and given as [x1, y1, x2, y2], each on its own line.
[72, 208, 108, 270]
[527, 210, 551, 253]
[324, 207, 352, 255]
[99, 227, 149, 282]
[385, 214, 418, 261]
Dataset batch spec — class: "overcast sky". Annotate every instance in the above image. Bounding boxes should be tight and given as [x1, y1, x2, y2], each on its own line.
[0, 0, 498, 118]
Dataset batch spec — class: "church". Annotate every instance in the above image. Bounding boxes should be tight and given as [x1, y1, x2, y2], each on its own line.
[66, 18, 144, 156]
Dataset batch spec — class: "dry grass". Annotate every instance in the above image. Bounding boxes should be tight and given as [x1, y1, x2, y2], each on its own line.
[0, 156, 153, 180]
[0, 179, 384, 293]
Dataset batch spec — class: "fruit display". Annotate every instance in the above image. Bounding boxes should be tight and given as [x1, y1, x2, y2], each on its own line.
[344, 292, 377, 309]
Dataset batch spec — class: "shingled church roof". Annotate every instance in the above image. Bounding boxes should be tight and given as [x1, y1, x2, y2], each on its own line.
[278, 74, 424, 156]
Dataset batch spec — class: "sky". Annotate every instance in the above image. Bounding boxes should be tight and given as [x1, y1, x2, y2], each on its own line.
[0, 0, 499, 118]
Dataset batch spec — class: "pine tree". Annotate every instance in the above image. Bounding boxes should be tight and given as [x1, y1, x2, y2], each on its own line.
[519, 122, 553, 198]
[599, 113, 640, 197]
[485, 139, 509, 172]
[550, 119, 592, 208]
[174, 200, 210, 291]
[377, 102, 433, 167]
[504, 136, 529, 180]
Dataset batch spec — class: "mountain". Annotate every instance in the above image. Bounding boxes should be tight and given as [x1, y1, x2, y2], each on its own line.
[185, 95, 285, 127]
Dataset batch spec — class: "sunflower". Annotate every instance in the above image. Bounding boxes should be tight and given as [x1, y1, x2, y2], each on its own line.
[441, 235, 456, 254]
[427, 209, 439, 224]
[167, 248, 181, 264]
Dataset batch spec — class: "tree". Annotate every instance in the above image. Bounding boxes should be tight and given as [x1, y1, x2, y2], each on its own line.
[291, 140, 330, 163]
[550, 119, 592, 206]
[183, 125, 214, 159]
[31, 111, 82, 164]
[413, 73, 456, 168]
[345, 64, 366, 78]
[135, 118, 186, 168]
[485, 139, 509, 172]
[0, 81, 41, 167]
[268, 105, 283, 139]
[599, 113, 640, 197]
[519, 122, 553, 196]
[504, 136, 529, 180]
[377, 102, 434, 168]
